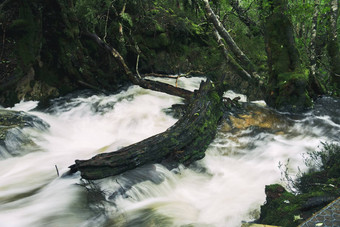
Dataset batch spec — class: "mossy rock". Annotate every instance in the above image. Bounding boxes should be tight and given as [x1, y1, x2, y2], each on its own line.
[267, 71, 313, 111]
[259, 182, 339, 227]
[259, 184, 307, 226]
[259, 145, 340, 226]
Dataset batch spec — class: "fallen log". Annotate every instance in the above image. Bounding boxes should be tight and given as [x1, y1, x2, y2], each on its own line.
[68, 80, 223, 180]
[82, 32, 193, 100]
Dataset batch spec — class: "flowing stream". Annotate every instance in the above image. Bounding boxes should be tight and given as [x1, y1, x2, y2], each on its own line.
[0, 77, 339, 227]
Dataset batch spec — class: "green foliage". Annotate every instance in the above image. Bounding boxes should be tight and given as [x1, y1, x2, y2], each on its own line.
[74, 0, 111, 32]
[13, 1, 40, 69]
[304, 142, 340, 173]
[221, 1, 267, 70]
[278, 142, 340, 195]
[298, 142, 340, 193]
[3, 0, 339, 106]
[260, 142, 340, 226]
[120, 12, 133, 26]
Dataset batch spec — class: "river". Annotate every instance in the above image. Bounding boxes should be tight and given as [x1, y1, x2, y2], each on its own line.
[0, 77, 339, 227]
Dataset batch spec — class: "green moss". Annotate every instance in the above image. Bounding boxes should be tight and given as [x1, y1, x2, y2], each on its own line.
[271, 70, 312, 111]
[170, 137, 178, 145]
[278, 71, 308, 86]
[209, 90, 221, 104]
[260, 186, 305, 226]
[158, 33, 170, 46]
[9, 19, 31, 32]
[155, 22, 164, 32]
[266, 184, 284, 192]
[260, 181, 339, 226]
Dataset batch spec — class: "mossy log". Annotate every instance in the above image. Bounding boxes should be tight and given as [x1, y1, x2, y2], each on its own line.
[69, 80, 223, 180]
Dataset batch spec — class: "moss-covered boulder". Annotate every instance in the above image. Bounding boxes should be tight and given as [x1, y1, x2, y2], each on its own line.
[258, 143, 340, 226]
[268, 71, 313, 111]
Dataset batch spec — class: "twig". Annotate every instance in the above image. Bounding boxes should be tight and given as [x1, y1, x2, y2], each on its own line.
[142, 70, 205, 79]
[245, 0, 255, 13]
[103, 1, 112, 42]
[55, 165, 60, 177]
[135, 44, 141, 79]
[142, 73, 179, 79]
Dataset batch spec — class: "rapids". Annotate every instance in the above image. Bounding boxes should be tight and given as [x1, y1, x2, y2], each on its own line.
[0, 77, 339, 227]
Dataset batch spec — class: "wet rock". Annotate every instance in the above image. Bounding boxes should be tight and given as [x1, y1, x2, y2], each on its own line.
[0, 109, 49, 158]
[313, 96, 340, 124]
[228, 104, 288, 131]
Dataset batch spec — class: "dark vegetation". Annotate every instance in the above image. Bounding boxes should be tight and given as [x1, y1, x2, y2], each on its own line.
[1, 0, 339, 108]
[258, 143, 340, 226]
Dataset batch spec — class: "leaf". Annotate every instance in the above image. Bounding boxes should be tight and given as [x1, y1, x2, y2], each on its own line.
[121, 13, 133, 27]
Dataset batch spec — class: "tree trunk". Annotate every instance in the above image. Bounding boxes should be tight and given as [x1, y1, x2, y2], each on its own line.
[262, 0, 312, 110]
[309, 0, 325, 95]
[203, 0, 264, 99]
[327, 0, 340, 89]
[202, 0, 259, 81]
[69, 80, 223, 180]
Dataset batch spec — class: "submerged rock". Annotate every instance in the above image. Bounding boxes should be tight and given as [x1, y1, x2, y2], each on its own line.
[0, 109, 49, 159]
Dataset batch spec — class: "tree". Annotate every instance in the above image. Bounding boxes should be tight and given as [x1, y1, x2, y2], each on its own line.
[0, 0, 129, 107]
[202, 0, 259, 80]
[229, 0, 263, 37]
[326, 0, 340, 90]
[260, 0, 313, 110]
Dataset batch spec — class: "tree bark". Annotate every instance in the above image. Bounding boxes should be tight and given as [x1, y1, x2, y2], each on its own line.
[69, 79, 223, 180]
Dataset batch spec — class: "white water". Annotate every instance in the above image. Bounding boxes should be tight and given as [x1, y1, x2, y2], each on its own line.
[0, 77, 339, 227]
